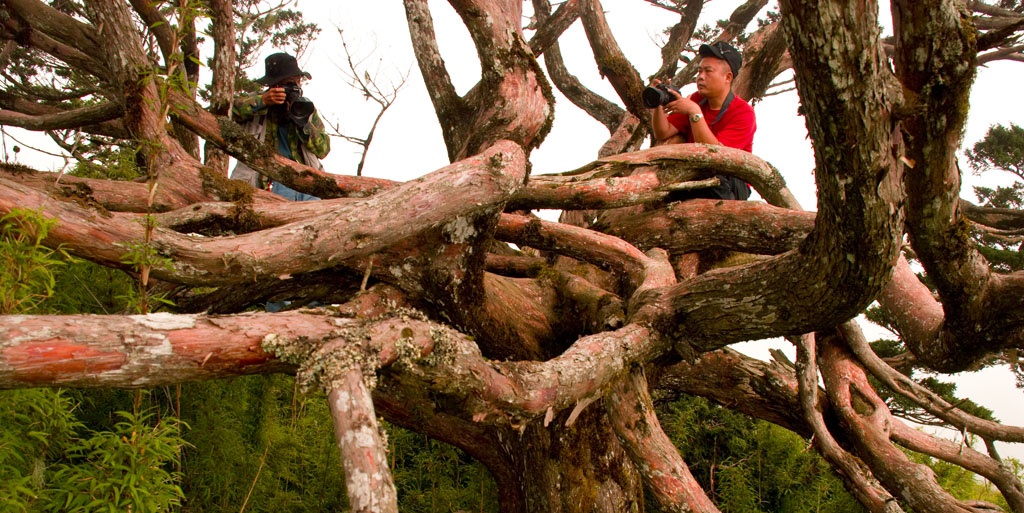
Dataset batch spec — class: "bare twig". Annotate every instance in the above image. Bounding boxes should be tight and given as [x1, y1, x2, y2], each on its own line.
[328, 29, 410, 176]
[239, 442, 271, 513]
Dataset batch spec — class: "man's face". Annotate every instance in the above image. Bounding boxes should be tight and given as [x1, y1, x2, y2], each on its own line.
[275, 75, 304, 89]
[695, 57, 732, 98]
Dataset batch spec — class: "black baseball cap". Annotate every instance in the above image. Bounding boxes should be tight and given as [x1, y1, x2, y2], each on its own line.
[699, 42, 742, 77]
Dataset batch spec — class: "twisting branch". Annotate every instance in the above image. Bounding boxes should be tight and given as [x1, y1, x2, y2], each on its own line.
[0, 141, 526, 286]
[128, 0, 177, 66]
[0, 311, 670, 430]
[817, 330, 980, 513]
[889, 421, 1024, 512]
[496, 213, 653, 291]
[651, 0, 703, 80]
[1, 0, 102, 66]
[0, 101, 121, 131]
[402, 0, 465, 146]
[527, 0, 582, 57]
[405, 0, 553, 159]
[533, 0, 625, 133]
[528, 144, 801, 209]
[0, 15, 106, 88]
[893, 0, 1024, 371]
[840, 321, 1024, 444]
[670, 0, 769, 87]
[731, 21, 790, 101]
[579, 0, 648, 119]
[605, 367, 721, 513]
[795, 333, 906, 513]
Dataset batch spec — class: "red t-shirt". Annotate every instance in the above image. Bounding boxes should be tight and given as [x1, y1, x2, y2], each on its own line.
[667, 92, 756, 152]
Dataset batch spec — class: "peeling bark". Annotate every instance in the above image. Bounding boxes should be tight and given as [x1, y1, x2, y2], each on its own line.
[605, 367, 720, 512]
[327, 371, 399, 513]
[818, 331, 977, 513]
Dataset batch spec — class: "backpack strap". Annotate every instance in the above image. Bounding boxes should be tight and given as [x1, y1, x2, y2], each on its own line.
[698, 91, 735, 126]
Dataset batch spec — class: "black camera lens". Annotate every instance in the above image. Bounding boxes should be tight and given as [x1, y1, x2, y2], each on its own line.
[289, 98, 315, 120]
[642, 85, 680, 109]
[280, 84, 315, 126]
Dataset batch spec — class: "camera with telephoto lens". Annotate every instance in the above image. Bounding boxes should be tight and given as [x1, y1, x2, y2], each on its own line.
[282, 84, 315, 126]
[642, 84, 682, 109]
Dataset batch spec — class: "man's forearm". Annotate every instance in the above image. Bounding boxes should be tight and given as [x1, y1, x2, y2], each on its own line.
[231, 94, 265, 122]
[650, 108, 678, 142]
[688, 116, 721, 146]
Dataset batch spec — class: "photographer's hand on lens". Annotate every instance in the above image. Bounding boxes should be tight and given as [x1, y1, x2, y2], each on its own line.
[664, 90, 700, 118]
[262, 87, 287, 106]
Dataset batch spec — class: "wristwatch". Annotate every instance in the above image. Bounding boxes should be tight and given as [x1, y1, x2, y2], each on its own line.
[690, 112, 704, 123]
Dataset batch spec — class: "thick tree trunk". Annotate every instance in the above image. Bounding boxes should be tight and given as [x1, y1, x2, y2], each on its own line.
[515, 407, 644, 513]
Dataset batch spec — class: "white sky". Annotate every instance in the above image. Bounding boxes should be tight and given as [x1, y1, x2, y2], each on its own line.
[4, 0, 1024, 469]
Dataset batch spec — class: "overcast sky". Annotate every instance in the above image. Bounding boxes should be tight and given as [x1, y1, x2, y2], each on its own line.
[5, 0, 1024, 466]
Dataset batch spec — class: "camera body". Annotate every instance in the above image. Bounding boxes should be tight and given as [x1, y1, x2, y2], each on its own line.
[281, 84, 315, 126]
[642, 84, 682, 109]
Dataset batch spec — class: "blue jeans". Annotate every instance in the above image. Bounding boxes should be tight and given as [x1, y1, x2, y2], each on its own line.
[270, 181, 320, 202]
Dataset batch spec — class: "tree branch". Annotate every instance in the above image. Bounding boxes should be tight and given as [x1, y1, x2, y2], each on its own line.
[732, 21, 791, 102]
[890, 421, 1024, 512]
[796, 333, 906, 513]
[530, 144, 801, 208]
[0, 141, 526, 287]
[0, 13, 106, 80]
[600, 197, 815, 256]
[0, 0, 102, 67]
[841, 321, 1024, 444]
[533, 0, 625, 133]
[894, 0, 1024, 371]
[579, 0, 647, 119]
[818, 331, 978, 513]
[127, 0, 177, 68]
[605, 367, 720, 512]
[0, 101, 121, 131]
[528, 0, 582, 57]
[671, 0, 769, 87]
[326, 369, 399, 513]
[652, 0, 702, 80]
[402, 0, 465, 154]
[203, 0, 236, 175]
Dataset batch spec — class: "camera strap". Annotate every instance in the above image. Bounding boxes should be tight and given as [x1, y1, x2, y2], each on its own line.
[698, 91, 735, 126]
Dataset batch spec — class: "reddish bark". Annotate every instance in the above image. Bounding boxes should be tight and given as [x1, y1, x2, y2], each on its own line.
[327, 371, 399, 513]
[605, 368, 720, 512]
[795, 333, 905, 513]
[580, 0, 647, 119]
[2, 141, 527, 286]
[818, 332, 977, 513]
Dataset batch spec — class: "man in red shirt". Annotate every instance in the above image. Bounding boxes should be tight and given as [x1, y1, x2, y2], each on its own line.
[650, 41, 756, 200]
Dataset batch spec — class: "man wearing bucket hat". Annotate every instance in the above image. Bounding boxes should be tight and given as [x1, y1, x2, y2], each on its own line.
[230, 52, 330, 201]
[649, 41, 756, 200]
